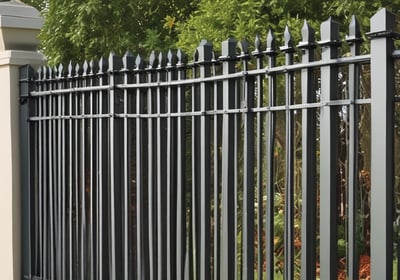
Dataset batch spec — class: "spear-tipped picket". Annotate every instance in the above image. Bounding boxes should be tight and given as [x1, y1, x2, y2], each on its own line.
[176, 49, 187, 67]
[252, 34, 262, 56]
[57, 63, 64, 79]
[346, 15, 362, 46]
[148, 50, 157, 69]
[42, 65, 48, 80]
[167, 50, 177, 68]
[83, 60, 89, 76]
[158, 52, 166, 69]
[238, 40, 250, 59]
[53, 66, 58, 79]
[75, 63, 81, 78]
[280, 25, 294, 52]
[135, 54, 145, 70]
[37, 66, 43, 81]
[98, 56, 108, 75]
[193, 49, 199, 62]
[265, 29, 277, 55]
[298, 20, 316, 49]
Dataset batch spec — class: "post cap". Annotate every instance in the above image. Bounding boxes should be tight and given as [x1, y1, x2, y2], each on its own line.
[0, 0, 43, 51]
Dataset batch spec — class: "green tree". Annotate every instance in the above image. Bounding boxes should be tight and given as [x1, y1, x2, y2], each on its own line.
[23, 0, 199, 65]
[176, 0, 400, 54]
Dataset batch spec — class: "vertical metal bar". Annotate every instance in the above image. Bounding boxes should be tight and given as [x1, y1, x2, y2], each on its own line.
[37, 68, 44, 279]
[196, 41, 213, 280]
[53, 65, 62, 280]
[369, 8, 396, 280]
[57, 64, 66, 280]
[191, 61, 199, 280]
[19, 65, 36, 280]
[176, 50, 187, 280]
[88, 60, 97, 280]
[318, 18, 340, 280]
[122, 52, 134, 280]
[145, 55, 154, 280]
[280, 26, 295, 280]
[97, 57, 108, 280]
[251, 36, 264, 280]
[41, 86, 47, 279]
[156, 53, 168, 280]
[80, 64, 87, 280]
[233, 58, 239, 280]
[108, 53, 122, 280]
[239, 41, 255, 280]
[346, 16, 362, 280]
[46, 67, 55, 280]
[265, 30, 277, 280]
[67, 63, 74, 279]
[213, 53, 221, 280]
[220, 38, 237, 280]
[166, 51, 174, 280]
[72, 65, 79, 279]
[298, 21, 317, 280]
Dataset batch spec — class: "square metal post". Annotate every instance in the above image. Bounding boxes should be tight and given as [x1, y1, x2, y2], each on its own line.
[369, 8, 396, 280]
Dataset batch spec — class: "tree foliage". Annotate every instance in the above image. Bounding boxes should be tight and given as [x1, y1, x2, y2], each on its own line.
[22, 0, 400, 63]
[23, 0, 199, 65]
[176, 0, 400, 54]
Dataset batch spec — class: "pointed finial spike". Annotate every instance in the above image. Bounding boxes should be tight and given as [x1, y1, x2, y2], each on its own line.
[135, 54, 145, 70]
[266, 29, 277, 53]
[284, 25, 293, 48]
[75, 63, 81, 77]
[149, 51, 157, 68]
[158, 52, 166, 68]
[83, 60, 89, 75]
[349, 15, 361, 38]
[68, 61, 73, 77]
[58, 63, 64, 78]
[254, 34, 261, 53]
[176, 49, 187, 66]
[302, 20, 315, 44]
[47, 66, 53, 79]
[168, 50, 173, 63]
[239, 40, 249, 55]
[98, 57, 108, 74]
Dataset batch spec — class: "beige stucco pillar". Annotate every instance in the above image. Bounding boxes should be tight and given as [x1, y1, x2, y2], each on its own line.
[0, 1, 45, 279]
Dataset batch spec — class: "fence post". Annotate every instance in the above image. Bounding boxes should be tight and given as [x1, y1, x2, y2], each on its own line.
[318, 17, 340, 280]
[220, 38, 237, 280]
[0, 1, 44, 280]
[369, 8, 396, 280]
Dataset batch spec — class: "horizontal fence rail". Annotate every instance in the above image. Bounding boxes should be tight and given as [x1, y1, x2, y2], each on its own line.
[19, 8, 400, 280]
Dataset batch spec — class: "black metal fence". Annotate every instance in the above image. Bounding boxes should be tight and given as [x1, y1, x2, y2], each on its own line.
[19, 8, 400, 280]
